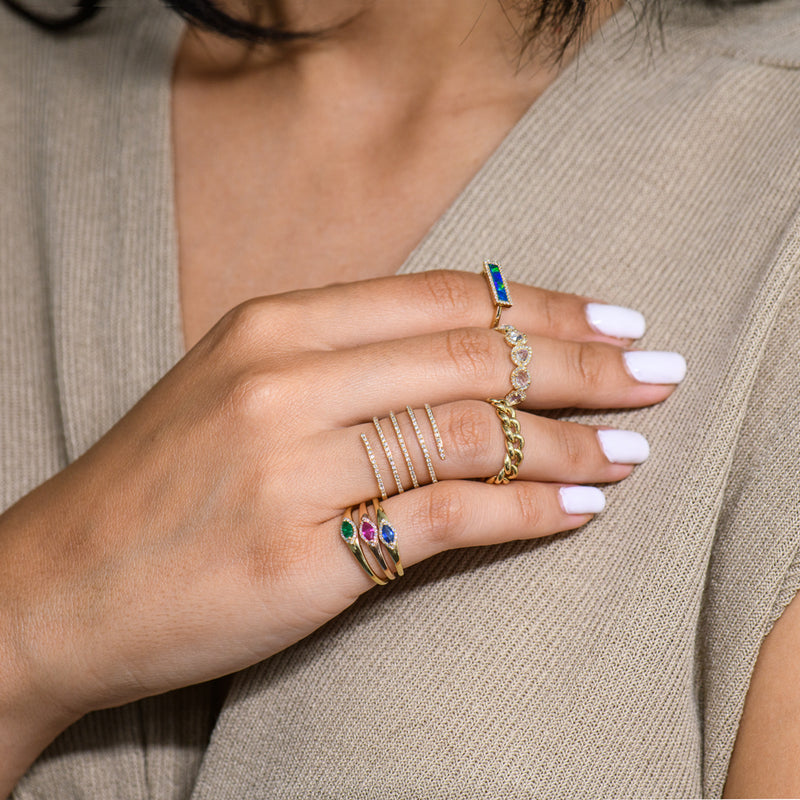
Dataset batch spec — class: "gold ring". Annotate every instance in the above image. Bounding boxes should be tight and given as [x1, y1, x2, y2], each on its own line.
[340, 508, 388, 585]
[373, 498, 403, 577]
[493, 324, 532, 407]
[485, 399, 525, 484]
[482, 260, 512, 328]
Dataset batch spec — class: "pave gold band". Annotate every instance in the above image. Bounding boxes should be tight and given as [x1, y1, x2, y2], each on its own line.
[492, 325, 532, 407]
[485, 399, 525, 484]
[425, 404, 446, 461]
[360, 433, 388, 500]
[390, 411, 420, 489]
[373, 417, 404, 494]
[406, 406, 437, 484]
[482, 260, 512, 328]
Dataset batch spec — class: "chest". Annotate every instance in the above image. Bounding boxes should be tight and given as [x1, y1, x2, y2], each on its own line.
[171, 66, 537, 350]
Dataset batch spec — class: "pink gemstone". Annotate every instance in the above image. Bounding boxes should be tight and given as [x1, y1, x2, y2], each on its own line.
[511, 345, 531, 365]
[506, 390, 525, 405]
[511, 368, 531, 389]
[360, 518, 377, 543]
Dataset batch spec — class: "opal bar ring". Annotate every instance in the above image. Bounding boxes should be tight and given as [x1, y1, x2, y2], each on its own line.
[482, 260, 512, 329]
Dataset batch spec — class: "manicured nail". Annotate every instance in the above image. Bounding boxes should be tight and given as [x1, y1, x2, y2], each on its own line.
[559, 485, 606, 515]
[623, 351, 687, 384]
[586, 303, 646, 339]
[597, 429, 650, 464]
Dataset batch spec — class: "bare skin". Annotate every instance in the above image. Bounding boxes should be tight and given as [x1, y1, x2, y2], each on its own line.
[174, 0, 620, 348]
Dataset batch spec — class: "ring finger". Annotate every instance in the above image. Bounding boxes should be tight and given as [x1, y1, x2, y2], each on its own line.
[316, 400, 649, 509]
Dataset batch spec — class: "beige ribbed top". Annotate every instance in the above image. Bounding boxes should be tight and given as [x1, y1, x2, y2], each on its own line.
[1, 0, 799, 797]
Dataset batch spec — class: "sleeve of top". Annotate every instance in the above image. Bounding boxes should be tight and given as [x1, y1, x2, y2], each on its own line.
[701, 264, 800, 797]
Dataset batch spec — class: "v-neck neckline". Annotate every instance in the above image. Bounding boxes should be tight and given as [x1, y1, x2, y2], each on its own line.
[132, 0, 639, 363]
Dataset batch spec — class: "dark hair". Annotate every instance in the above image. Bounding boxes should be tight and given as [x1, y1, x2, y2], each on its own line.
[0, 0, 771, 57]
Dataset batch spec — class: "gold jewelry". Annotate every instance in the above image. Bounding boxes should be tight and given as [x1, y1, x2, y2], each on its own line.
[360, 433, 387, 500]
[482, 260, 512, 328]
[424, 404, 446, 460]
[485, 399, 525, 484]
[373, 498, 403, 577]
[406, 406, 437, 484]
[340, 508, 388, 585]
[373, 417, 404, 494]
[358, 502, 395, 581]
[493, 324, 532, 407]
[390, 411, 420, 489]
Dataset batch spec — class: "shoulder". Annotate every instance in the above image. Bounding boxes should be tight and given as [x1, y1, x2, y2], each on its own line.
[663, 0, 800, 69]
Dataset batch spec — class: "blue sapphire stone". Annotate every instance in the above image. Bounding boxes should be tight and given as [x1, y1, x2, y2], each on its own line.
[380, 524, 396, 546]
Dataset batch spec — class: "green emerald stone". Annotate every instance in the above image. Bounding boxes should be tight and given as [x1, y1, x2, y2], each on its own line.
[340, 518, 356, 541]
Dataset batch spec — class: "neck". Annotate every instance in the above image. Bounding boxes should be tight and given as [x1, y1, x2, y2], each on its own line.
[179, 0, 623, 112]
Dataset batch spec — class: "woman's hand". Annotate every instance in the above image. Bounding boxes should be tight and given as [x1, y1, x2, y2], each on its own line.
[0, 270, 683, 790]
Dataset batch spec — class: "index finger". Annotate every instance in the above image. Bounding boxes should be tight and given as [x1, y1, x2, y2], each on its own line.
[262, 269, 645, 351]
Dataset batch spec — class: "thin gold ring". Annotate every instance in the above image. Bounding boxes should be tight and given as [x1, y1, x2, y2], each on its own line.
[373, 498, 403, 577]
[390, 411, 420, 489]
[357, 501, 396, 581]
[406, 406, 437, 483]
[340, 508, 388, 585]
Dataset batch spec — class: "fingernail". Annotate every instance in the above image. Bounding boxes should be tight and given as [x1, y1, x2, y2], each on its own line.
[559, 485, 606, 515]
[597, 429, 650, 464]
[623, 351, 687, 384]
[585, 303, 646, 339]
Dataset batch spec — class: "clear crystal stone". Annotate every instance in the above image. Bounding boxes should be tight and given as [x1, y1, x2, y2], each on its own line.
[511, 367, 531, 389]
[511, 345, 531, 366]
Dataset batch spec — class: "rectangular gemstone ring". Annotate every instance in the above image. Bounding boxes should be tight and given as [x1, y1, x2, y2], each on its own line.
[482, 260, 512, 328]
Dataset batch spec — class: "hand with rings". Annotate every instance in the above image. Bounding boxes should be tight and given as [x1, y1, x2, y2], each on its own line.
[0, 268, 684, 760]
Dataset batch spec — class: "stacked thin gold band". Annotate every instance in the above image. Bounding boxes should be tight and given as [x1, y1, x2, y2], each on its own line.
[390, 411, 420, 489]
[485, 399, 525, 484]
[425, 404, 446, 461]
[360, 433, 387, 500]
[373, 417, 404, 494]
[340, 500, 403, 584]
[406, 405, 437, 483]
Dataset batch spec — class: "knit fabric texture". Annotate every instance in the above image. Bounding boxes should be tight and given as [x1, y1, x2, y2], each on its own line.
[1, 0, 799, 796]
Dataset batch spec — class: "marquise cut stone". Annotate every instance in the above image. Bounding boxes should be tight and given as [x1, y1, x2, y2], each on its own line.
[340, 518, 356, 541]
[360, 518, 377, 543]
[380, 524, 397, 547]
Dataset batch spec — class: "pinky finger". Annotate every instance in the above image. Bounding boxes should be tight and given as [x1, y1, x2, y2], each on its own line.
[385, 480, 605, 567]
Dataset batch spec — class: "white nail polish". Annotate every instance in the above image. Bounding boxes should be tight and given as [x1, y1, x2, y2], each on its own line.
[623, 351, 687, 384]
[586, 303, 646, 339]
[559, 486, 606, 515]
[597, 429, 650, 464]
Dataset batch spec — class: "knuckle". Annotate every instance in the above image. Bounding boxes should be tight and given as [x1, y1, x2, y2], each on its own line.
[513, 484, 545, 531]
[421, 486, 469, 548]
[223, 298, 269, 339]
[420, 270, 473, 322]
[571, 342, 605, 392]
[445, 402, 491, 464]
[555, 422, 589, 473]
[444, 328, 495, 382]
[224, 369, 284, 422]
[538, 290, 561, 335]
